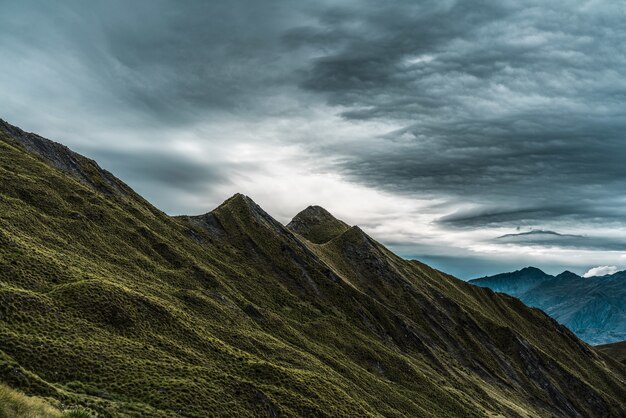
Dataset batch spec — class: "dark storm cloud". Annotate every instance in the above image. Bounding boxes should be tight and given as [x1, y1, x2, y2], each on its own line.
[496, 230, 626, 251]
[439, 207, 577, 227]
[0, 0, 309, 125]
[294, 0, 626, 227]
[4, 0, 625, 215]
[498, 230, 583, 239]
[439, 202, 626, 228]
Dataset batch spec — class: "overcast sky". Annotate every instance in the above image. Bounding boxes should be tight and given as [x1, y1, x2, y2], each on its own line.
[1, 0, 626, 278]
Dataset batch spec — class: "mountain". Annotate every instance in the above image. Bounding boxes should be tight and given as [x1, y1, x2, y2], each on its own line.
[470, 267, 553, 295]
[286, 205, 350, 244]
[1, 119, 626, 417]
[471, 268, 626, 345]
[598, 340, 626, 365]
[0, 382, 88, 417]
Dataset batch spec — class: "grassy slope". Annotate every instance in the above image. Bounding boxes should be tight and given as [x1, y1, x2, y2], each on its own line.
[0, 382, 61, 418]
[0, 383, 89, 418]
[286, 205, 350, 244]
[0, 124, 625, 417]
[598, 341, 626, 364]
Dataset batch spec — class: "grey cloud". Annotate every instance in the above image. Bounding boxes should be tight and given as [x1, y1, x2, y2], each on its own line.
[439, 202, 626, 229]
[498, 230, 582, 239]
[92, 149, 229, 193]
[0, 0, 310, 126]
[496, 230, 626, 251]
[439, 207, 571, 227]
[294, 0, 626, 228]
[0, 1, 319, 212]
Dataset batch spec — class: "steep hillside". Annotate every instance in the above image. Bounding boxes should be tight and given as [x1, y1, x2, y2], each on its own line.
[1, 119, 626, 417]
[471, 268, 626, 344]
[0, 383, 88, 417]
[597, 341, 626, 365]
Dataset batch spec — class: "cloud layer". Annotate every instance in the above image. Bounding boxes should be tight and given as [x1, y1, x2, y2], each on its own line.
[1, 0, 625, 278]
[583, 266, 619, 278]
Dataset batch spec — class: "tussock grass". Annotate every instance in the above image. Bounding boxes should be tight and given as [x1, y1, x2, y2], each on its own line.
[0, 383, 59, 418]
[0, 123, 625, 417]
[0, 384, 93, 417]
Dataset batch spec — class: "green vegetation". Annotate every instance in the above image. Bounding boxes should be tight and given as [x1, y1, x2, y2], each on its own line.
[0, 120, 625, 417]
[0, 383, 90, 418]
[286, 205, 350, 244]
[60, 409, 91, 418]
[0, 383, 60, 417]
[598, 340, 626, 365]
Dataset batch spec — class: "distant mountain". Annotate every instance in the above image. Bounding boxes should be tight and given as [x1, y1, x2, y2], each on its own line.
[469, 266, 552, 294]
[471, 267, 626, 345]
[1, 119, 626, 416]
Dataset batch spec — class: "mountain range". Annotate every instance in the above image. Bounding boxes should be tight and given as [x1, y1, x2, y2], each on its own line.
[470, 267, 626, 345]
[1, 118, 626, 417]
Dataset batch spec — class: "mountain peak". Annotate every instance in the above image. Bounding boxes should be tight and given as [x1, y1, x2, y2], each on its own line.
[213, 193, 273, 222]
[205, 192, 295, 240]
[556, 270, 581, 280]
[298, 205, 334, 218]
[470, 266, 553, 295]
[287, 205, 350, 244]
[519, 266, 546, 274]
[219, 192, 253, 208]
